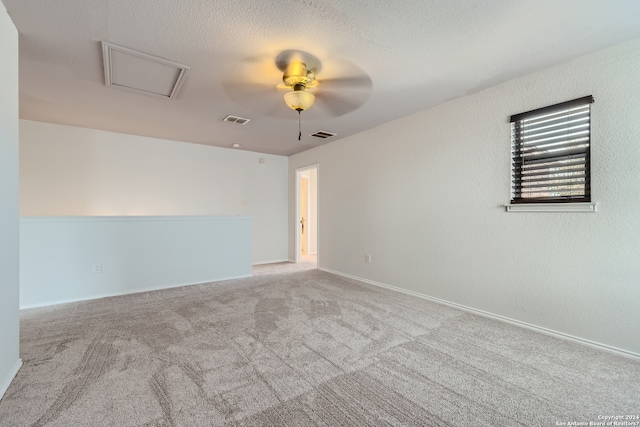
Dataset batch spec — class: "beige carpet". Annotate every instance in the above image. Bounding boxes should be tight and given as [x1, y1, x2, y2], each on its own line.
[1, 260, 639, 426]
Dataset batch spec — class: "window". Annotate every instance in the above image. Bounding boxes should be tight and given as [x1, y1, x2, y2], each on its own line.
[510, 96, 594, 204]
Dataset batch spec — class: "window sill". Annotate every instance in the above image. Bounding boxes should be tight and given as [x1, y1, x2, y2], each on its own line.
[504, 202, 598, 213]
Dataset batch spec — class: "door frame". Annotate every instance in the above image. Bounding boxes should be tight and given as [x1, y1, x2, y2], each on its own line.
[295, 164, 319, 263]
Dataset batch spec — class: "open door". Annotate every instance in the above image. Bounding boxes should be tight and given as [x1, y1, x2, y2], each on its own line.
[301, 176, 308, 255]
[296, 165, 318, 265]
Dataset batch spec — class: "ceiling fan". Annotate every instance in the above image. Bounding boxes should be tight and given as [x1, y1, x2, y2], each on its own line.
[223, 50, 372, 140]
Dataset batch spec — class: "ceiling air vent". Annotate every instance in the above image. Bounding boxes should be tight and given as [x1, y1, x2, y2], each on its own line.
[310, 131, 337, 139]
[223, 115, 251, 125]
[102, 41, 190, 99]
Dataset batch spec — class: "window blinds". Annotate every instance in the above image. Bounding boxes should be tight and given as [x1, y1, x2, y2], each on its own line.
[511, 96, 594, 203]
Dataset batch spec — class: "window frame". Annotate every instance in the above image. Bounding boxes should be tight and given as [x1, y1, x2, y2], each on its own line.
[509, 95, 594, 206]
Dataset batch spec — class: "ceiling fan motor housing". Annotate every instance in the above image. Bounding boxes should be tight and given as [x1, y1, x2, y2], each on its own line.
[283, 61, 315, 87]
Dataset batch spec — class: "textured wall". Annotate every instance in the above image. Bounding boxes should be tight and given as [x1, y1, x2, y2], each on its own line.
[19, 121, 288, 264]
[0, 3, 21, 398]
[289, 39, 640, 356]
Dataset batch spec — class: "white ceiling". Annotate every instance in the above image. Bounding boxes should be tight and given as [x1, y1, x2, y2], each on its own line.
[4, 0, 640, 156]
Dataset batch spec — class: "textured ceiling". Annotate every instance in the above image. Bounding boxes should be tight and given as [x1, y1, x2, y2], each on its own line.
[3, 0, 640, 156]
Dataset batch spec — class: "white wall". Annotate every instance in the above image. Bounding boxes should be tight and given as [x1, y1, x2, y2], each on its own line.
[19, 121, 288, 264]
[0, 3, 22, 399]
[20, 216, 252, 308]
[289, 39, 640, 357]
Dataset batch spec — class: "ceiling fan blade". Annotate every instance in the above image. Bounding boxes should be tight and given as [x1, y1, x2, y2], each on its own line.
[310, 59, 372, 118]
[223, 81, 293, 118]
[313, 90, 370, 117]
[319, 75, 373, 90]
[275, 50, 322, 73]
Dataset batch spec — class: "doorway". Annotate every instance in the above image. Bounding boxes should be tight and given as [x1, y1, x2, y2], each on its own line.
[295, 165, 318, 265]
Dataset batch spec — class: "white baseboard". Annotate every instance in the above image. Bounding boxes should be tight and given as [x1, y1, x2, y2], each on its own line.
[252, 259, 291, 266]
[0, 359, 22, 401]
[320, 268, 640, 361]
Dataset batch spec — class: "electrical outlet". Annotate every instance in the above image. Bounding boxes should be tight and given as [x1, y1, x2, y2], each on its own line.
[93, 263, 102, 273]
[365, 254, 372, 263]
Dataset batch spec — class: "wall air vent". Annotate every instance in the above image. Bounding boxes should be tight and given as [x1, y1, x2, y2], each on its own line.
[102, 41, 190, 99]
[223, 115, 251, 125]
[310, 131, 337, 139]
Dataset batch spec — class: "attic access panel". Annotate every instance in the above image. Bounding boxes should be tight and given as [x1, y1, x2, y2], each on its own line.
[102, 41, 190, 99]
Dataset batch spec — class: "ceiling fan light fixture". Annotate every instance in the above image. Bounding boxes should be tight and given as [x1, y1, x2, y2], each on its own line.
[284, 84, 315, 111]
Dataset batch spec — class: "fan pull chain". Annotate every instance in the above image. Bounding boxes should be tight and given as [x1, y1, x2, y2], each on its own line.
[298, 110, 302, 141]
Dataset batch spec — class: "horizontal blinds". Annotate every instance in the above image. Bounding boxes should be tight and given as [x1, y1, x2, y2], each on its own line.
[511, 96, 593, 203]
